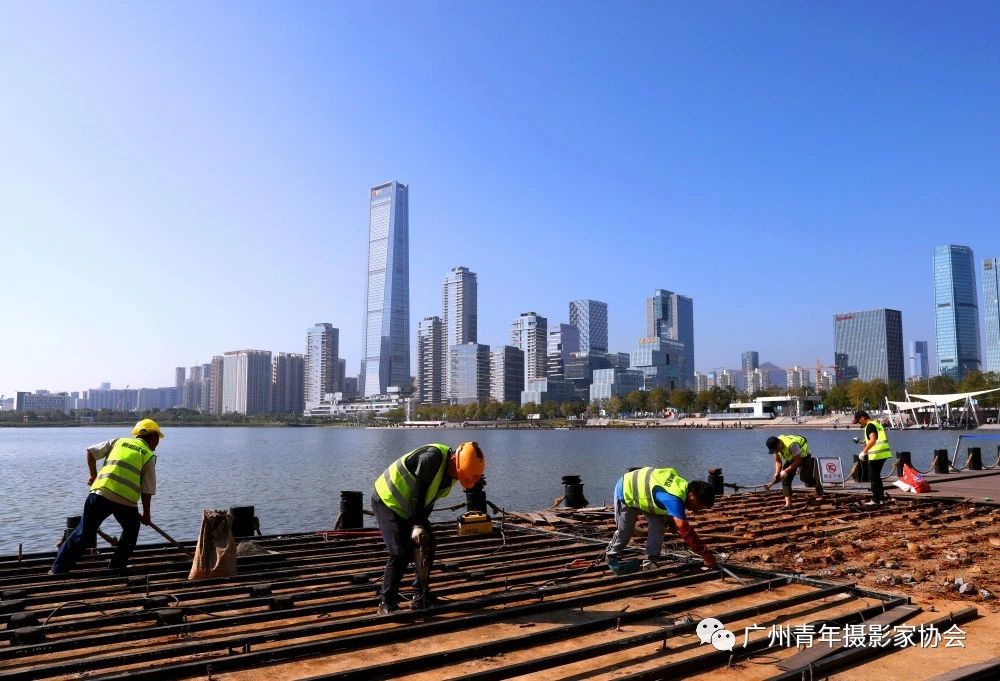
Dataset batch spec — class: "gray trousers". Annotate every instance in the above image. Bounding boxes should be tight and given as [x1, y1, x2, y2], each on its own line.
[605, 493, 666, 560]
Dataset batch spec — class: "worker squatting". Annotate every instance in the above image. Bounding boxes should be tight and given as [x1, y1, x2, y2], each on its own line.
[46, 411, 895, 613]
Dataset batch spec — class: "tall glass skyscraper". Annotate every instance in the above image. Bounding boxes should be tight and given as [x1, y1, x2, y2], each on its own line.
[443, 266, 477, 400]
[833, 309, 904, 385]
[984, 258, 1000, 374]
[933, 244, 981, 380]
[646, 289, 694, 387]
[909, 340, 929, 380]
[362, 181, 410, 397]
[569, 299, 608, 353]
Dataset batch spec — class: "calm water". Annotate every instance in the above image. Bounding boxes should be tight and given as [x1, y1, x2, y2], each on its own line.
[0, 426, 972, 554]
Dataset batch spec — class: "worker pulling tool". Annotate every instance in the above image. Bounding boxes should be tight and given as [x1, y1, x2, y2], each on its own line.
[605, 467, 717, 575]
[372, 442, 487, 615]
[763, 434, 824, 508]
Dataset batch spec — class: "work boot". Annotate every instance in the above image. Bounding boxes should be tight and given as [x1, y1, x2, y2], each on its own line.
[377, 600, 400, 616]
[411, 591, 445, 610]
[641, 558, 661, 571]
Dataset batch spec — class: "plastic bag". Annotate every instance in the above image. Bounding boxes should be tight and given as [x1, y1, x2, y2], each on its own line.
[900, 464, 931, 493]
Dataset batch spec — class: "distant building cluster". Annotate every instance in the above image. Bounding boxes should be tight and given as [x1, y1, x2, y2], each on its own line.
[7, 181, 999, 421]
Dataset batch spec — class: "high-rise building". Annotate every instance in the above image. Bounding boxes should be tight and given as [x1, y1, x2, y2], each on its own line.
[442, 266, 477, 399]
[741, 351, 759, 379]
[590, 368, 645, 402]
[222, 350, 272, 415]
[746, 368, 769, 394]
[569, 299, 608, 354]
[565, 351, 612, 400]
[209, 355, 225, 415]
[546, 324, 580, 379]
[786, 366, 811, 390]
[362, 181, 410, 396]
[272, 352, 305, 414]
[934, 245, 981, 380]
[694, 372, 709, 392]
[490, 345, 525, 404]
[511, 312, 548, 383]
[833, 309, 904, 385]
[449, 343, 491, 405]
[716, 369, 737, 390]
[816, 372, 834, 392]
[909, 341, 930, 381]
[174, 367, 186, 407]
[646, 289, 694, 386]
[630, 337, 684, 391]
[759, 362, 787, 389]
[417, 316, 444, 405]
[984, 258, 1000, 374]
[306, 323, 339, 408]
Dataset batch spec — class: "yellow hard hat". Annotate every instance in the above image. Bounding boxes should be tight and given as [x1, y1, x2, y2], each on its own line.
[132, 418, 165, 439]
[454, 442, 485, 489]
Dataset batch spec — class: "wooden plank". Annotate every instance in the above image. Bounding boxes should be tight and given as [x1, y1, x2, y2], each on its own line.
[925, 656, 1000, 681]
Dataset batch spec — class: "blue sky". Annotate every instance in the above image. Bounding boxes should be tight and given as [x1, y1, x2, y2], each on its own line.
[1, 2, 998, 398]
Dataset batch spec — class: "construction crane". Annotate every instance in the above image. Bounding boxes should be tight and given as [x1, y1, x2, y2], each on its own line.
[815, 359, 837, 388]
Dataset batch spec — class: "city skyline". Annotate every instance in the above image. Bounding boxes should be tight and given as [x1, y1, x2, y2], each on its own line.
[3, 5, 999, 399]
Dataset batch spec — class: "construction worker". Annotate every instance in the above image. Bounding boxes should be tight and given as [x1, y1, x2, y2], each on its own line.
[50, 418, 163, 576]
[763, 435, 824, 507]
[854, 410, 892, 505]
[605, 467, 717, 573]
[372, 442, 486, 614]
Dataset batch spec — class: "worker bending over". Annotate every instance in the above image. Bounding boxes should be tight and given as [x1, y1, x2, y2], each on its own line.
[372, 442, 486, 614]
[605, 467, 717, 573]
[854, 411, 893, 506]
[50, 419, 163, 576]
[764, 435, 824, 507]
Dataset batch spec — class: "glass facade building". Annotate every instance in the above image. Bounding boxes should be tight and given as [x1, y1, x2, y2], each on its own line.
[272, 352, 305, 415]
[449, 343, 490, 405]
[222, 350, 273, 415]
[511, 312, 548, 383]
[630, 337, 684, 390]
[442, 266, 477, 400]
[590, 368, 645, 402]
[933, 245, 981, 380]
[984, 258, 1000, 374]
[569, 299, 608, 354]
[520, 377, 577, 406]
[909, 340, 930, 380]
[646, 290, 694, 387]
[833, 309, 904, 385]
[490, 345, 525, 404]
[546, 323, 580, 379]
[363, 181, 410, 396]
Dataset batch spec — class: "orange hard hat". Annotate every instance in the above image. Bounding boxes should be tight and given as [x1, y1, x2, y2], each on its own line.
[454, 441, 486, 489]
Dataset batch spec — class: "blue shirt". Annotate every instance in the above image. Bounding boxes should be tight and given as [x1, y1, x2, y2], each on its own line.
[615, 478, 687, 520]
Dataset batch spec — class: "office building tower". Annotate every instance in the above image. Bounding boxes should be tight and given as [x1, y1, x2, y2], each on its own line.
[417, 316, 444, 405]
[272, 352, 305, 414]
[174, 368, 186, 407]
[786, 366, 811, 390]
[934, 245, 981, 380]
[569, 299, 608, 354]
[716, 369, 737, 390]
[442, 266, 477, 399]
[336, 359, 347, 395]
[511, 312, 548, 383]
[909, 341, 930, 381]
[565, 351, 612, 400]
[521, 377, 576, 406]
[449, 343, 491, 405]
[694, 372, 709, 392]
[646, 289, 694, 386]
[546, 324, 580, 380]
[746, 368, 768, 394]
[306, 323, 339, 408]
[984, 258, 1000, 374]
[759, 362, 787, 389]
[741, 351, 759, 379]
[630, 337, 684, 391]
[209, 355, 225, 415]
[590, 368, 645, 402]
[341, 376, 359, 400]
[833, 309, 904, 385]
[362, 181, 410, 396]
[490, 345, 525, 404]
[222, 350, 272, 415]
[816, 372, 834, 392]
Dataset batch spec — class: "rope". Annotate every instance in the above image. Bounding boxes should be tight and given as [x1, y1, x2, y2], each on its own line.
[41, 601, 110, 626]
[911, 452, 938, 476]
[952, 452, 972, 472]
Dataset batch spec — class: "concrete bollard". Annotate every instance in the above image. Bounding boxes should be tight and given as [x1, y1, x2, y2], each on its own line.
[968, 447, 983, 471]
[707, 468, 724, 496]
[895, 451, 912, 477]
[934, 449, 950, 474]
[339, 491, 364, 529]
[562, 475, 587, 508]
[230, 506, 258, 538]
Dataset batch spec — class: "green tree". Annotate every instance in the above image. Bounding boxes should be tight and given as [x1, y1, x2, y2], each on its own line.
[671, 388, 697, 413]
[647, 388, 669, 414]
[605, 396, 622, 417]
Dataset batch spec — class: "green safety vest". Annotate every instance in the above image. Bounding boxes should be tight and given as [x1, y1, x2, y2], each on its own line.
[622, 467, 689, 516]
[90, 437, 155, 504]
[863, 420, 892, 461]
[374, 444, 455, 520]
[777, 434, 810, 463]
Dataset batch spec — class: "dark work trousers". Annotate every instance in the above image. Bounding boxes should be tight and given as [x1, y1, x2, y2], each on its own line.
[51, 493, 141, 574]
[868, 458, 888, 503]
[781, 458, 824, 498]
[372, 494, 434, 605]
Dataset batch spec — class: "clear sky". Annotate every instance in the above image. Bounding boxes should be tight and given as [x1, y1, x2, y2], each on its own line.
[2, 2, 999, 399]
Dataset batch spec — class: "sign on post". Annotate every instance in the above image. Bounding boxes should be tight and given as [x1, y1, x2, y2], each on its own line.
[818, 457, 845, 486]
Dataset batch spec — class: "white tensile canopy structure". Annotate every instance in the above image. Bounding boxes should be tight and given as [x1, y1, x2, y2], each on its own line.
[886, 388, 1000, 428]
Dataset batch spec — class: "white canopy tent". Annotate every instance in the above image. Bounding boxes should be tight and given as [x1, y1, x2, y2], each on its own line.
[891, 388, 1000, 428]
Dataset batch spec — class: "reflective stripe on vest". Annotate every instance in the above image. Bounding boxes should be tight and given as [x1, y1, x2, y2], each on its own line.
[374, 444, 454, 520]
[90, 437, 154, 503]
[864, 420, 892, 461]
[777, 434, 809, 462]
[621, 467, 689, 516]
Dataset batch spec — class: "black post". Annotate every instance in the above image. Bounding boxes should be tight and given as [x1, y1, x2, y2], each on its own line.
[895, 451, 912, 477]
[968, 447, 983, 471]
[852, 455, 869, 482]
[562, 475, 587, 509]
[230, 506, 257, 538]
[707, 468, 724, 495]
[933, 448, 950, 474]
[339, 491, 364, 529]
